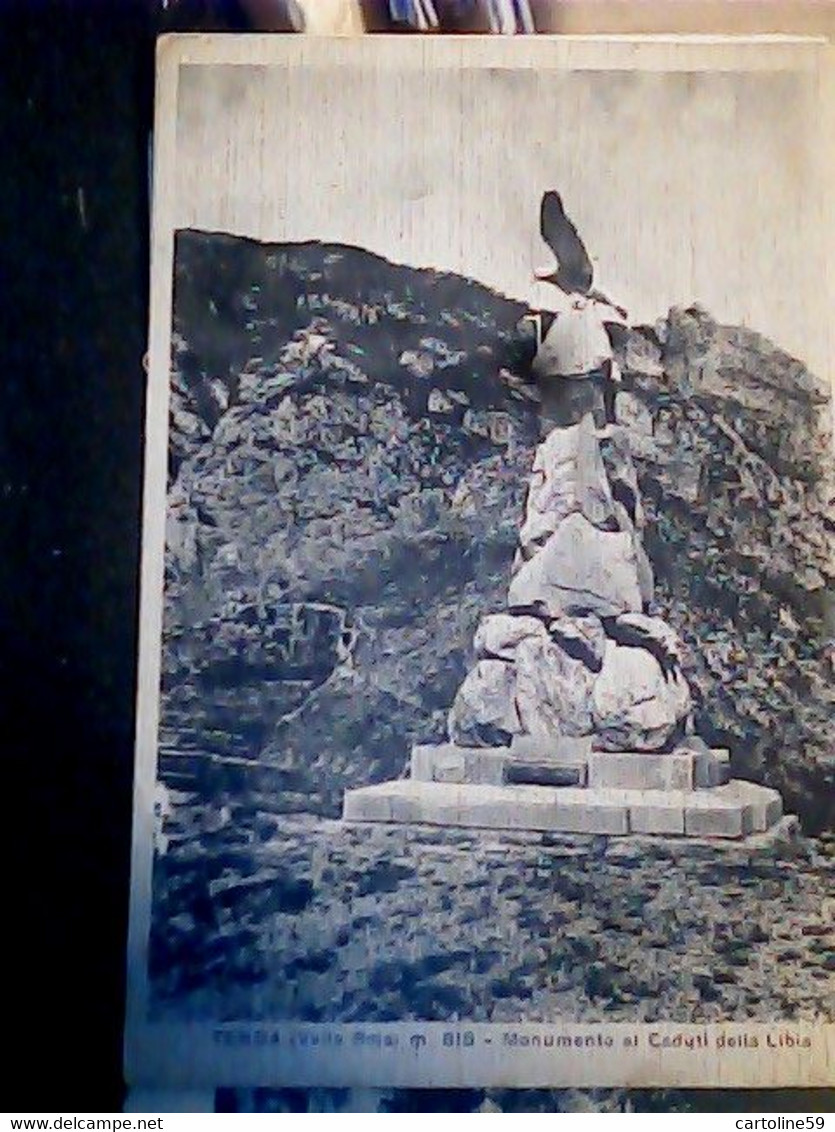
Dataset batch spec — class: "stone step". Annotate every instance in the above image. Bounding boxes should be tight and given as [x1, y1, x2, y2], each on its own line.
[343, 778, 783, 839]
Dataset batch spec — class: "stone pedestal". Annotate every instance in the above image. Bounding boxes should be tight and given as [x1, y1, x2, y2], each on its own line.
[342, 742, 783, 840]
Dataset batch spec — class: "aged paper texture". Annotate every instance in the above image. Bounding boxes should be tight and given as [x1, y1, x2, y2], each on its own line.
[126, 34, 834, 1091]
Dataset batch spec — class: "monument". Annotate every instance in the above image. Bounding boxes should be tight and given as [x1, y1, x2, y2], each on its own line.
[343, 192, 786, 840]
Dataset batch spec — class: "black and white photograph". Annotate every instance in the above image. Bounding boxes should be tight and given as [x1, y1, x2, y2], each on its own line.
[126, 35, 834, 1092]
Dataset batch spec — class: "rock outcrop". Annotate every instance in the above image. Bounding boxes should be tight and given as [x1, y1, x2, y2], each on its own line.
[612, 308, 835, 831]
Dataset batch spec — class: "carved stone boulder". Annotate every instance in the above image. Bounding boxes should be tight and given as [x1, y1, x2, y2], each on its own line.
[532, 302, 615, 380]
[448, 659, 521, 748]
[518, 413, 615, 553]
[514, 633, 597, 738]
[474, 613, 548, 661]
[509, 512, 644, 619]
[591, 640, 692, 751]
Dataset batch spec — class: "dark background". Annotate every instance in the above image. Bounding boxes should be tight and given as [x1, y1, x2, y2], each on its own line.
[4, 0, 142, 1110]
[4, 0, 219, 1109]
[3, 1, 832, 1113]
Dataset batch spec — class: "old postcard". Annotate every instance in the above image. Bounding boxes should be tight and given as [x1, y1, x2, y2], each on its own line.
[126, 34, 834, 1093]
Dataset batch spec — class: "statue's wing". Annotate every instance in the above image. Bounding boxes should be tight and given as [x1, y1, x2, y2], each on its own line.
[540, 191, 594, 295]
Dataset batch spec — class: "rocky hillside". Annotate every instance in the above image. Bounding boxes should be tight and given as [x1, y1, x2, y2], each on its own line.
[160, 230, 834, 832]
[617, 309, 834, 832]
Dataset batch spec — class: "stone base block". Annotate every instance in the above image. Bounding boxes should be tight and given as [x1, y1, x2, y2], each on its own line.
[628, 796, 686, 835]
[684, 795, 751, 838]
[683, 781, 783, 838]
[343, 778, 785, 840]
[589, 751, 693, 791]
[505, 761, 586, 787]
[509, 734, 592, 766]
[411, 743, 507, 786]
[693, 747, 731, 788]
[729, 779, 783, 832]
